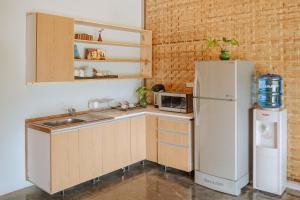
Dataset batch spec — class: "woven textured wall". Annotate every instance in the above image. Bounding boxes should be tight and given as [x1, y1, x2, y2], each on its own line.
[145, 0, 300, 182]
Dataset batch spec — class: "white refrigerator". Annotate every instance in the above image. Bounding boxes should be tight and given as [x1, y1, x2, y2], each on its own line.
[193, 60, 253, 196]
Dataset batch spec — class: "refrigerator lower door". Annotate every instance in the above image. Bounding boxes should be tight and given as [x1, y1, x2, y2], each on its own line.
[196, 98, 237, 180]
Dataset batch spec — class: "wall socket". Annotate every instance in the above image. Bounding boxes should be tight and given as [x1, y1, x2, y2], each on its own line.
[186, 82, 194, 88]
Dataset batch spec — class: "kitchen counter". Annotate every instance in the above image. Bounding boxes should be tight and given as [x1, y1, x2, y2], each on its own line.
[26, 105, 194, 134]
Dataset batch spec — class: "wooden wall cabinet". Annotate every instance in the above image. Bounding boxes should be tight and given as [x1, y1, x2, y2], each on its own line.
[27, 12, 152, 83]
[27, 12, 74, 82]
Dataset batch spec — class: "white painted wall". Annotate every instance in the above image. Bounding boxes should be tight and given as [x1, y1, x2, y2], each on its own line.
[0, 0, 143, 195]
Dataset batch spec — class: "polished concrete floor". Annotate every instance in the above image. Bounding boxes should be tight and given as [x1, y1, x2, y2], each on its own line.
[1, 162, 300, 200]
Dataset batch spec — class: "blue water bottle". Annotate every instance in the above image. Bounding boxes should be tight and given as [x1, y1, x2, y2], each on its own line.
[257, 73, 282, 109]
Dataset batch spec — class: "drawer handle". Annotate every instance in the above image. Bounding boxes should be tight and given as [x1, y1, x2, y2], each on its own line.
[158, 128, 188, 135]
[159, 141, 188, 149]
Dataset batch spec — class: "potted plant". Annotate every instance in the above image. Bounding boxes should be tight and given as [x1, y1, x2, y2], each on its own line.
[207, 37, 239, 60]
[136, 86, 149, 108]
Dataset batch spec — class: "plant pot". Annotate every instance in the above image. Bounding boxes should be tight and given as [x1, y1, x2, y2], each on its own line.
[219, 49, 230, 60]
[139, 98, 147, 108]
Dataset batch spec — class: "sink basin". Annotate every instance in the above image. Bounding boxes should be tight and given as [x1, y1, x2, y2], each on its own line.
[40, 118, 86, 127]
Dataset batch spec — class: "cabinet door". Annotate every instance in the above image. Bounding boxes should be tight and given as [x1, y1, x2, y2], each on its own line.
[158, 142, 189, 172]
[101, 123, 117, 174]
[102, 120, 131, 174]
[115, 119, 131, 167]
[78, 126, 102, 183]
[146, 115, 158, 162]
[51, 130, 79, 193]
[130, 116, 146, 163]
[36, 13, 74, 82]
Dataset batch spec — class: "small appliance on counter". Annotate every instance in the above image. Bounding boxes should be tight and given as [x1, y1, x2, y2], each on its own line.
[158, 92, 193, 113]
[151, 84, 165, 108]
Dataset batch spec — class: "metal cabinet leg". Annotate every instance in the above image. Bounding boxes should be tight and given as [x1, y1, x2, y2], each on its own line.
[141, 160, 145, 167]
[92, 177, 101, 184]
[164, 166, 167, 172]
[60, 190, 65, 196]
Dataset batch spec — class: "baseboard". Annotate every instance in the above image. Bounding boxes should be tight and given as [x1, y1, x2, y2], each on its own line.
[287, 181, 300, 191]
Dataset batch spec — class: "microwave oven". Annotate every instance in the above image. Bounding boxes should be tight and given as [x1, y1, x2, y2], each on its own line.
[158, 92, 193, 113]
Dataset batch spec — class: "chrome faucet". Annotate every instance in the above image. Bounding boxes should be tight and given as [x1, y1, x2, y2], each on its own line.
[67, 108, 76, 117]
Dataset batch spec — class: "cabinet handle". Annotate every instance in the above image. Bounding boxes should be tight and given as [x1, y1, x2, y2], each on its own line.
[159, 141, 188, 148]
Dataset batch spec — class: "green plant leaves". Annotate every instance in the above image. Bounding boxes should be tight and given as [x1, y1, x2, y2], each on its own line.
[136, 86, 149, 98]
[207, 38, 219, 48]
[207, 37, 239, 49]
[222, 37, 239, 46]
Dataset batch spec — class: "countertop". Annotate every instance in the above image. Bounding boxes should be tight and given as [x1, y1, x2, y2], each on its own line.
[26, 105, 194, 134]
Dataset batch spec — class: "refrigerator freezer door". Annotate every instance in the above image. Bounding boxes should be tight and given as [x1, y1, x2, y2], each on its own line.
[196, 98, 237, 180]
[195, 61, 237, 100]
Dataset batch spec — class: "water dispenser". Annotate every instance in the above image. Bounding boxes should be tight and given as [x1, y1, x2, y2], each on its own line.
[253, 109, 287, 195]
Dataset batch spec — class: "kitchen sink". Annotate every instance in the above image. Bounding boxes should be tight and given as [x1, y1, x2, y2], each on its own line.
[40, 118, 86, 127]
[33, 113, 114, 128]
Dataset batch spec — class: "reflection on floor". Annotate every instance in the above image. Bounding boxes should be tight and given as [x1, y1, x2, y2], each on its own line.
[1, 162, 300, 200]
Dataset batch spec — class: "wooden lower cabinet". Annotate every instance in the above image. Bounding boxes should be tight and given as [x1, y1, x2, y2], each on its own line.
[51, 130, 80, 193]
[102, 119, 131, 174]
[27, 114, 193, 194]
[130, 115, 146, 163]
[146, 115, 158, 162]
[78, 126, 102, 183]
[157, 117, 193, 172]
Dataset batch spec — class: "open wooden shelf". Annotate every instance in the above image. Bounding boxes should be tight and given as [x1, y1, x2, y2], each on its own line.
[74, 75, 144, 82]
[74, 16, 152, 79]
[74, 19, 146, 33]
[74, 58, 148, 63]
[26, 75, 145, 85]
[74, 39, 149, 48]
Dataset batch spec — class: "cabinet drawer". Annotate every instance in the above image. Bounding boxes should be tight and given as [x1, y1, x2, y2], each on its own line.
[158, 142, 190, 172]
[158, 131, 189, 146]
[158, 118, 189, 134]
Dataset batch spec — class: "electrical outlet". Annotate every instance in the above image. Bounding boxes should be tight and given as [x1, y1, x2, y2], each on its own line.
[186, 82, 194, 88]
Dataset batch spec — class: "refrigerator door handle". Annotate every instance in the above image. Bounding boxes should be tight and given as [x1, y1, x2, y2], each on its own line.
[193, 70, 200, 97]
[193, 98, 200, 126]
[193, 72, 200, 125]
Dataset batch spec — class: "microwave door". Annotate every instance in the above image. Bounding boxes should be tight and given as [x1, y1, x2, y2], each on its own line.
[160, 94, 186, 113]
[171, 96, 186, 109]
[161, 95, 171, 107]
